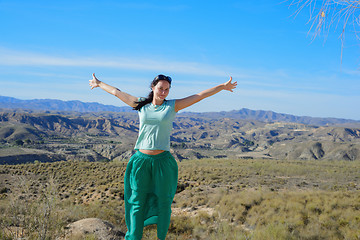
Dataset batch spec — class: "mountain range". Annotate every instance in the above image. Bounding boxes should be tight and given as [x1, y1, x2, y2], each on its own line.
[0, 96, 132, 113]
[1, 96, 359, 127]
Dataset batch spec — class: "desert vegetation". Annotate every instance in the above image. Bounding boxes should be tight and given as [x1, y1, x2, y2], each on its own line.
[0, 158, 359, 239]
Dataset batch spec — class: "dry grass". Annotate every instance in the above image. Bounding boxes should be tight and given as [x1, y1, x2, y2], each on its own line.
[0, 158, 359, 239]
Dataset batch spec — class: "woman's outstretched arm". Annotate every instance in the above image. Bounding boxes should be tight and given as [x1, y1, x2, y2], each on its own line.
[89, 73, 138, 108]
[174, 77, 237, 112]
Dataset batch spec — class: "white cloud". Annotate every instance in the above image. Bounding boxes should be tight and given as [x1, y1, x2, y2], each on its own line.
[1, 48, 358, 100]
[0, 48, 289, 85]
[342, 68, 360, 77]
[0, 48, 230, 77]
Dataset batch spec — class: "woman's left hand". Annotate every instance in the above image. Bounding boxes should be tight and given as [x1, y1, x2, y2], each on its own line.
[223, 77, 237, 92]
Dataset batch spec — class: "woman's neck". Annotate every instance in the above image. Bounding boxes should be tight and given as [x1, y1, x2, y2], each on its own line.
[152, 99, 164, 106]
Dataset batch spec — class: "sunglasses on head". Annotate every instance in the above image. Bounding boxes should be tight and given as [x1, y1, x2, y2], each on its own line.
[154, 74, 172, 83]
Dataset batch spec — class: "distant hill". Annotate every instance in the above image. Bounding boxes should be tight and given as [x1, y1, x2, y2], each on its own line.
[181, 109, 360, 127]
[0, 96, 132, 113]
[1, 96, 360, 127]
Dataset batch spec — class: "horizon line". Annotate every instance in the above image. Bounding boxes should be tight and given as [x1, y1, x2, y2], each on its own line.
[1, 95, 359, 122]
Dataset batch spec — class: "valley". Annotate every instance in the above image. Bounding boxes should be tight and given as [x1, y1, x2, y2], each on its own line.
[0, 110, 359, 164]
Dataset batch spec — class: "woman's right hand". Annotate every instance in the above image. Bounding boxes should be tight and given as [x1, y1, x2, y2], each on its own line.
[89, 73, 101, 89]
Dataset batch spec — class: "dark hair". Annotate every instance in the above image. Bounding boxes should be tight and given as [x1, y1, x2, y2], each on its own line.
[133, 74, 172, 111]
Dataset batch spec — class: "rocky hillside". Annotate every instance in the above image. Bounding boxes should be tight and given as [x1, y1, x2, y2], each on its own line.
[0, 110, 359, 164]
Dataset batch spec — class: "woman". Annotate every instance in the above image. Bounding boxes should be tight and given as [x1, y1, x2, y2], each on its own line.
[89, 73, 237, 240]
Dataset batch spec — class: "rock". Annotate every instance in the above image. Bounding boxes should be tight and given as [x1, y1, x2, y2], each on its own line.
[60, 218, 125, 240]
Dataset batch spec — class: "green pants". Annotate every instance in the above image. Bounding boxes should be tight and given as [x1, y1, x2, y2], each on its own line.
[124, 151, 178, 240]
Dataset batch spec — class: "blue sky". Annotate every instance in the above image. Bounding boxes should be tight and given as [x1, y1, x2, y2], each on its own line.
[0, 0, 359, 120]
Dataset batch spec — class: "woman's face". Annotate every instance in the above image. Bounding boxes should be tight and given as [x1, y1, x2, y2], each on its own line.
[152, 80, 170, 101]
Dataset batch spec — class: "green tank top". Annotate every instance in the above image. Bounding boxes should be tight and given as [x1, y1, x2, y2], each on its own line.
[134, 99, 177, 151]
